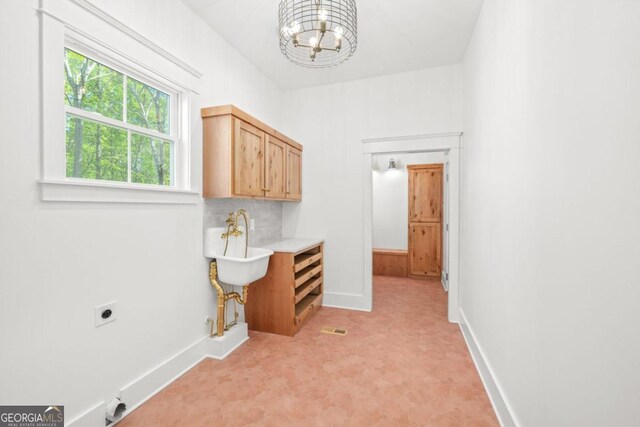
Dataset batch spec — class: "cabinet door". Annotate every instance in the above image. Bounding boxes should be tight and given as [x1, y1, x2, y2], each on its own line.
[408, 165, 443, 223]
[233, 119, 265, 197]
[409, 223, 442, 277]
[286, 146, 302, 200]
[264, 135, 287, 199]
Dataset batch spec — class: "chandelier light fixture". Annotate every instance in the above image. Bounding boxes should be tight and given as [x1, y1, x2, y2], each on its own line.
[279, 0, 357, 68]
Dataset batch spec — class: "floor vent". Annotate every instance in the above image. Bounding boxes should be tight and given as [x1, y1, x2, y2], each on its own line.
[321, 327, 348, 336]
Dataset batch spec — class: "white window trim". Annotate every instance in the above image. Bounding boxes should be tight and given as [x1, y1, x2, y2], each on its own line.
[38, 0, 200, 204]
[38, 179, 199, 204]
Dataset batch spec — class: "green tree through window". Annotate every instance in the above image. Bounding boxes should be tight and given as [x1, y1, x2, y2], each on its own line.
[64, 49, 174, 186]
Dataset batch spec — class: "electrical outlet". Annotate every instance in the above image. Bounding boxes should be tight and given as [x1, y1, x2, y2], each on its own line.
[250, 219, 255, 231]
[95, 301, 117, 327]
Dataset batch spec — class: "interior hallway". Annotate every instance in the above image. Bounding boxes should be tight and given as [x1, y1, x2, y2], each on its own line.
[120, 276, 497, 426]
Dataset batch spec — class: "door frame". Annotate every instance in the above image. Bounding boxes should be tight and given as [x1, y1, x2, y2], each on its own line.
[362, 132, 461, 323]
[443, 160, 450, 291]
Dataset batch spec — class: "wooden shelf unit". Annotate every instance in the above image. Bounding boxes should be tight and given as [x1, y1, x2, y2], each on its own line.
[245, 243, 323, 336]
[201, 105, 302, 201]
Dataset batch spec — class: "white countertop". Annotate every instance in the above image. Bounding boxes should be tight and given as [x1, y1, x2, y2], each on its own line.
[263, 238, 324, 254]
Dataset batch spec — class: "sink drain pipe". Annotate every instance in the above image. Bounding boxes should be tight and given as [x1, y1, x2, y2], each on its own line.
[206, 260, 249, 338]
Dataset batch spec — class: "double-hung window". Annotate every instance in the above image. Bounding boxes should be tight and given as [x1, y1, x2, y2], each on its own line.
[63, 48, 177, 187]
[39, 3, 199, 204]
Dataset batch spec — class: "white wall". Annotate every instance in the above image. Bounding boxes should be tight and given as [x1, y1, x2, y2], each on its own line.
[0, 0, 282, 421]
[462, 0, 640, 425]
[282, 66, 463, 307]
[372, 152, 446, 250]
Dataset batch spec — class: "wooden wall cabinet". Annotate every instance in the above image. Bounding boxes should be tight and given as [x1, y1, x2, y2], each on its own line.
[233, 119, 265, 197]
[286, 145, 302, 200]
[265, 135, 287, 199]
[244, 243, 323, 336]
[202, 105, 302, 201]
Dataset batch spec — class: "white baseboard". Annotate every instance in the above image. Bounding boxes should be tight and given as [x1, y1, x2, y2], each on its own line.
[323, 291, 372, 312]
[205, 322, 249, 360]
[117, 336, 209, 420]
[68, 323, 249, 427]
[458, 309, 519, 427]
[67, 401, 105, 427]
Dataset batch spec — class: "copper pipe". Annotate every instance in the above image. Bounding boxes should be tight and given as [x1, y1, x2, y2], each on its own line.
[207, 260, 250, 338]
[208, 261, 226, 338]
[225, 286, 249, 305]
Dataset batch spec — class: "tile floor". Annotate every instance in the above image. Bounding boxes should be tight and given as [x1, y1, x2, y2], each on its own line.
[119, 276, 497, 426]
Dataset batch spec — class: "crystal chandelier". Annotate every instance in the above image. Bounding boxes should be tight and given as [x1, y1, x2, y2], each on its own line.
[279, 0, 357, 68]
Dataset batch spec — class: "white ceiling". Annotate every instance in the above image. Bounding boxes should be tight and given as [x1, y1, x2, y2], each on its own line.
[182, 0, 483, 90]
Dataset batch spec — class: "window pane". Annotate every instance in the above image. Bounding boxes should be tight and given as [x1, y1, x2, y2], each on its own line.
[131, 133, 173, 186]
[127, 78, 170, 135]
[65, 115, 128, 182]
[64, 49, 124, 120]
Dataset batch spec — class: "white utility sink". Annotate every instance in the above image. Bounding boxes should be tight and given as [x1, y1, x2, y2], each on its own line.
[213, 247, 273, 286]
[204, 227, 273, 286]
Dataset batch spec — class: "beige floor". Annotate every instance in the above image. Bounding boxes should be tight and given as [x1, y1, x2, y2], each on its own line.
[120, 275, 497, 426]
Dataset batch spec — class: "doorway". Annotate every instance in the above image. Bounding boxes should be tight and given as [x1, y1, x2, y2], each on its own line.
[362, 133, 461, 323]
[371, 157, 446, 281]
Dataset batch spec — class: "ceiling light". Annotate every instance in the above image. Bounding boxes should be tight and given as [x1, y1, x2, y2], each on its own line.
[279, 0, 357, 68]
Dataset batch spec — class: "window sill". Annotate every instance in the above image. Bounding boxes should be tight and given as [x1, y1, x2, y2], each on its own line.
[39, 179, 201, 205]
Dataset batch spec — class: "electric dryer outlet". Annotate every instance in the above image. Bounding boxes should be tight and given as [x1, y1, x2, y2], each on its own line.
[95, 301, 117, 327]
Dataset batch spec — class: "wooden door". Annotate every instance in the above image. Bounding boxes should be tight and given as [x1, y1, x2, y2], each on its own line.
[408, 164, 443, 278]
[409, 166, 443, 222]
[409, 223, 442, 277]
[233, 119, 265, 197]
[264, 135, 287, 199]
[286, 146, 302, 200]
